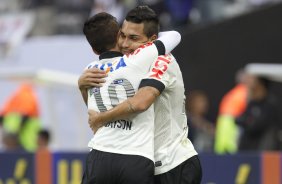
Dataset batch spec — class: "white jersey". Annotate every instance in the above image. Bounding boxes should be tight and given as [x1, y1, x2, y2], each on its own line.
[140, 54, 198, 175]
[87, 42, 163, 162]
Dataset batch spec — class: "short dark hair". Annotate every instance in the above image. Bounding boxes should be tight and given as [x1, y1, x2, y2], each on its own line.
[83, 12, 119, 54]
[125, 6, 159, 38]
[38, 129, 50, 142]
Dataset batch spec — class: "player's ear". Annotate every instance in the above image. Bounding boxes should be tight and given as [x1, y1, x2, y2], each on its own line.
[149, 34, 157, 42]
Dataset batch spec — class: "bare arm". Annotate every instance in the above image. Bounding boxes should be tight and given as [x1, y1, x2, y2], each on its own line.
[88, 86, 160, 131]
[78, 68, 107, 104]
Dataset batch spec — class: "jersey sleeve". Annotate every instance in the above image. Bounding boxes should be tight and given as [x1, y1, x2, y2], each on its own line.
[139, 54, 176, 93]
[157, 31, 181, 54]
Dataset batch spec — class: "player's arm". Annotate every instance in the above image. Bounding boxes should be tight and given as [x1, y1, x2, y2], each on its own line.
[89, 54, 173, 130]
[78, 68, 107, 104]
[88, 86, 160, 131]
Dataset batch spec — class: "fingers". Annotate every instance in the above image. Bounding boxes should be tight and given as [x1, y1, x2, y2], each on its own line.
[88, 110, 98, 124]
[78, 69, 107, 89]
[88, 110, 100, 133]
[84, 69, 107, 84]
[83, 80, 104, 88]
[86, 72, 107, 79]
[86, 68, 107, 78]
[88, 116, 95, 131]
[88, 109, 95, 115]
[88, 119, 98, 133]
[86, 77, 106, 83]
[88, 68, 106, 74]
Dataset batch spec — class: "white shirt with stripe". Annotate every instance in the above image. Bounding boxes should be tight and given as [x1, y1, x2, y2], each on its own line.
[140, 54, 198, 174]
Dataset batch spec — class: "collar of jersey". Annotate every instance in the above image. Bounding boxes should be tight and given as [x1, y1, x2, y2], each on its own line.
[99, 51, 123, 60]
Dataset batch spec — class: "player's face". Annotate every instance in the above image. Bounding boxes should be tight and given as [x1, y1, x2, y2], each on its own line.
[118, 20, 151, 55]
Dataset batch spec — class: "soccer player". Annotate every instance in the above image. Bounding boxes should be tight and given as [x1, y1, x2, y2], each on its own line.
[86, 6, 202, 184]
[80, 12, 181, 184]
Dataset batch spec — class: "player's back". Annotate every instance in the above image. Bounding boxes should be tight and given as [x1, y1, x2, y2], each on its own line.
[87, 45, 160, 161]
[88, 56, 145, 111]
[153, 54, 197, 175]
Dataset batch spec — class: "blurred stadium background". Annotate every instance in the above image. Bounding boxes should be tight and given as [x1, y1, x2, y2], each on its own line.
[0, 0, 282, 183]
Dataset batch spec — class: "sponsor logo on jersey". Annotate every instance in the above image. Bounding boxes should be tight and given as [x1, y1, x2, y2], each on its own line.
[88, 58, 127, 74]
[149, 54, 172, 79]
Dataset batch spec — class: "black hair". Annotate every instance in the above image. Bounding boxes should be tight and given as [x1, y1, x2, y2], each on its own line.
[83, 12, 120, 54]
[38, 129, 50, 142]
[125, 5, 159, 37]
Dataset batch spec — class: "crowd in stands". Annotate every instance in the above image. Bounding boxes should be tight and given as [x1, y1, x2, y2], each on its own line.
[189, 71, 282, 154]
[0, 84, 51, 152]
[1, 0, 281, 35]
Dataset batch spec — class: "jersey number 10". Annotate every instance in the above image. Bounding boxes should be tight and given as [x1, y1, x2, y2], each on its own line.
[90, 78, 135, 112]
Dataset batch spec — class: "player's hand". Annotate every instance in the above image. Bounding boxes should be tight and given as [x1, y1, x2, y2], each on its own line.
[78, 68, 107, 90]
[88, 110, 103, 134]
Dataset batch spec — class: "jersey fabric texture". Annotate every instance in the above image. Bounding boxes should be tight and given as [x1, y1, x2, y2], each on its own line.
[139, 54, 198, 175]
[87, 42, 164, 162]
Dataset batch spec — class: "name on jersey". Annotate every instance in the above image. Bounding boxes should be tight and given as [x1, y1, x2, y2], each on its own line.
[88, 58, 127, 73]
[149, 54, 172, 79]
[105, 119, 132, 130]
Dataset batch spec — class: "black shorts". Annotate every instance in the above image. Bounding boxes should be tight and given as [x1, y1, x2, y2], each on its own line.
[81, 149, 154, 184]
[154, 155, 202, 184]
